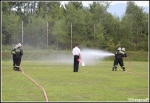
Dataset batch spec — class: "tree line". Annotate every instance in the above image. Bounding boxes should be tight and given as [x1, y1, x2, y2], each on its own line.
[2, 1, 148, 51]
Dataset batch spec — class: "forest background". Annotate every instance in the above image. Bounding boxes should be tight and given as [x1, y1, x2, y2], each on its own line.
[2, 1, 148, 52]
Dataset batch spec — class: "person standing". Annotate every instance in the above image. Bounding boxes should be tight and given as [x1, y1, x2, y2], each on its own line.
[121, 47, 127, 71]
[72, 44, 82, 72]
[112, 47, 121, 71]
[11, 44, 18, 70]
[112, 47, 126, 71]
[15, 43, 23, 71]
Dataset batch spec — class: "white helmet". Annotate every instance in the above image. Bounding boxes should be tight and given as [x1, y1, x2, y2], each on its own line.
[118, 47, 121, 50]
[122, 48, 125, 51]
[15, 45, 18, 49]
[18, 43, 22, 47]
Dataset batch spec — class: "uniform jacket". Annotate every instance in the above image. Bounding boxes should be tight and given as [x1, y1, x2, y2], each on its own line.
[115, 50, 125, 59]
[15, 47, 23, 58]
[11, 48, 16, 58]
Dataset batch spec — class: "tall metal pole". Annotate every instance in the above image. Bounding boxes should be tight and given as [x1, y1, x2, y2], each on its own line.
[71, 22, 72, 50]
[22, 21, 23, 45]
[47, 22, 48, 48]
[94, 23, 95, 42]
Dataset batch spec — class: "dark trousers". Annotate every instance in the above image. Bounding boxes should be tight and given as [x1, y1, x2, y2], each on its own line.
[73, 55, 79, 72]
[114, 58, 124, 67]
[13, 57, 16, 66]
[15, 57, 22, 70]
[112, 58, 125, 71]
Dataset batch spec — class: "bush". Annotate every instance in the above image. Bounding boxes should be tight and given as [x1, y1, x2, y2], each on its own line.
[2, 44, 15, 52]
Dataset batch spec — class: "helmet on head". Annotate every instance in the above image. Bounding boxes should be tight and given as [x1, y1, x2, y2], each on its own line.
[15, 45, 18, 49]
[18, 43, 22, 47]
[122, 48, 125, 51]
[118, 47, 121, 50]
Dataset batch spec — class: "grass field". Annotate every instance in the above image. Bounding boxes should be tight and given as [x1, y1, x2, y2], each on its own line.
[1, 60, 149, 102]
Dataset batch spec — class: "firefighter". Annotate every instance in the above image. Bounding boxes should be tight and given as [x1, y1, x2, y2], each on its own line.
[15, 43, 23, 71]
[11, 44, 18, 70]
[112, 47, 121, 71]
[112, 47, 126, 71]
[121, 47, 127, 71]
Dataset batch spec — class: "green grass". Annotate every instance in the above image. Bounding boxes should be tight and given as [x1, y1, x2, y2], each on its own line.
[2, 60, 148, 102]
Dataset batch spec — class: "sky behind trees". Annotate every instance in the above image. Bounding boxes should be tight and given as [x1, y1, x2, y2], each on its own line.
[61, 1, 149, 7]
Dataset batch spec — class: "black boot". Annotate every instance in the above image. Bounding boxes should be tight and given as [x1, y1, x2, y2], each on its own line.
[112, 67, 114, 71]
[16, 67, 20, 71]
[18, 67, 21, 71]
[115, 66, 117, 71]
[122, 67, 125, 71]
[14, 66, 18, 71]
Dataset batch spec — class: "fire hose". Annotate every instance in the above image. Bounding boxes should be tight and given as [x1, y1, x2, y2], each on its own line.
[20, 66, 49, 102]
[125, 57, 148, 78]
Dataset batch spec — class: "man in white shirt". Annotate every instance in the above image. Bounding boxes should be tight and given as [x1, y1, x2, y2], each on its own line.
[72, 44, 82, 72]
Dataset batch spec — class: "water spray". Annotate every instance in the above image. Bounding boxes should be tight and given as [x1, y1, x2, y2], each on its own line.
[81, 48, 114, 65]
[51, 48, 114, 65]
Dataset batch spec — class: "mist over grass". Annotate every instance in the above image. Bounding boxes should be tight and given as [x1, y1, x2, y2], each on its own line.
[2, 44, 115, 65]
[2, 44, 148, 62]
[24, 48, 114, 65]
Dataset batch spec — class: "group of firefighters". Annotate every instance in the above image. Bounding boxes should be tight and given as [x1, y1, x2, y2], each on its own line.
[11, 43, 126, 72]
[11, 43, 23, 71]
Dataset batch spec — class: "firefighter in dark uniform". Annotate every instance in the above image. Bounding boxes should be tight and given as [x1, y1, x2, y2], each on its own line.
[121, 47, 127, 71]
[112, 47, 121, 71]
[112, 47, 126, 71]
[15, 43, 23, 71]
[11, 45, 18, 70]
